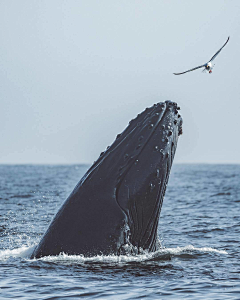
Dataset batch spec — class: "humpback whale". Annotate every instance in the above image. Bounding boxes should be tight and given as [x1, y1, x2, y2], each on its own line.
[31, 100, 182, 258]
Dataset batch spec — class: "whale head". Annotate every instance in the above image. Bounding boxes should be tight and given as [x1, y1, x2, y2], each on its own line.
[80, 100, 182, 254]
[31, 100, 182, 258]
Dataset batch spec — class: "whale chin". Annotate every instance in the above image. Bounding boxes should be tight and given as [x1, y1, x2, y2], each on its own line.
[31, 100, 183, 258]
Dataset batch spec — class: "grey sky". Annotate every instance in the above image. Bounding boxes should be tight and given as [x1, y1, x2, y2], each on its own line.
[1, 1, 239, 164]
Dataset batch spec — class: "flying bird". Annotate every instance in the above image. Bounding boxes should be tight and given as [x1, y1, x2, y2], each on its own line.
[174, 36, 230, 75]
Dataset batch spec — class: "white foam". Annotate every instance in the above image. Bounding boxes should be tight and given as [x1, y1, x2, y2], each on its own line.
[33, 244, 228, 264]
[0, 244, 227, 263]
[162, 245, 228, 255]
[0, 245, 36, 260]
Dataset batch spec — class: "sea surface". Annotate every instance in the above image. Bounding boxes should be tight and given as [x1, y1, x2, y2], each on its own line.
[0, 164, 239, 299]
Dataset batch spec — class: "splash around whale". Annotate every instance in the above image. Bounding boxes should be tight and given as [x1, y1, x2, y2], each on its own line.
[31, 101, 183, 258]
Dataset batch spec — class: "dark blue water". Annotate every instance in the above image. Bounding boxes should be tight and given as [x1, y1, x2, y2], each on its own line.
[0, 164, 239, 299]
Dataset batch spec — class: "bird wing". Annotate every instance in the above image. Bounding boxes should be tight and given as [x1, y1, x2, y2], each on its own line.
[208, 36, 230, 62]
[173, 64, 206, 75]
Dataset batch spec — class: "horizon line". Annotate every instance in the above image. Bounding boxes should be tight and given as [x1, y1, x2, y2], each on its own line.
[0, 162, 240, 166]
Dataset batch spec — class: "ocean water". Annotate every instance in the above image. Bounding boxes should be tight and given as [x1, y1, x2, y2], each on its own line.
[0, 164, 239, 299]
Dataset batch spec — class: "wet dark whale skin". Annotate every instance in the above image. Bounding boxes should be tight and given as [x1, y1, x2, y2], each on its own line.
[31, 101, 182, 258]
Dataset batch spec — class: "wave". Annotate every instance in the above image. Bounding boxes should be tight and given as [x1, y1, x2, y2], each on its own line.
[211, 192, 231, 197]
[0, 245, 36, 260]
[0, 244, 227, 264]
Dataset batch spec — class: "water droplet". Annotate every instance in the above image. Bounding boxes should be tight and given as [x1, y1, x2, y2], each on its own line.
[165, 137, 169, 142]
[116, 134, 121, 139]
[177, 106, 180, 110]
[124, 154, 129, 160]
[155, 112, 159, 116]
[166, 153, 169, 158]
[154, 146, 159, 151]
[149, 124, 154, 129]
[174, 120, 177, 125]
[136, 145, 141, 150]
[168, 131, 173, 136]
[178, 114, 181, 118]
[161, 125, 165, 129]
[100, 152, 104, 156]
[135, 159, 139, 165]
